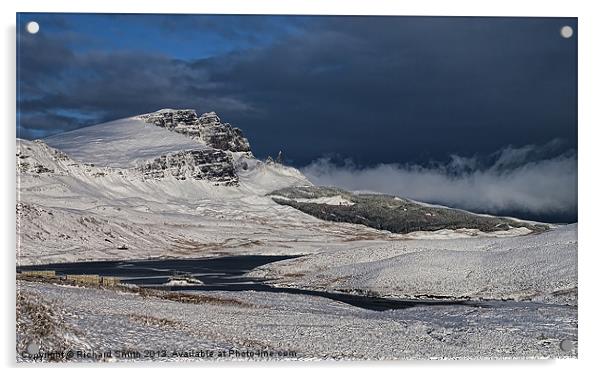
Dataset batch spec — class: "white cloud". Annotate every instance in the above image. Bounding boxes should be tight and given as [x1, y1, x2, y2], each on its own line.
[301, 145, 577, 217]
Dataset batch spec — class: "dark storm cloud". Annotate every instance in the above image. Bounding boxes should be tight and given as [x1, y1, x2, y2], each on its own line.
[200, 17, 577, 166]
[17, 16, 577, 157]
[16, 15, 577, 221]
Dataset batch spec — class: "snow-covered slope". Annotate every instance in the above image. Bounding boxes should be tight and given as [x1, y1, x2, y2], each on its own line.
[44, 117, 206, 168]
[250, 224, 577, 305]
[16, 116, 383, 265]
[17, 279, 577, 360]
[16, 108, 577, 306]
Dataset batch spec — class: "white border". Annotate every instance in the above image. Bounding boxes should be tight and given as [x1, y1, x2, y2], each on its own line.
[2, 1, 600, 375]
[0, 0, 585, 16]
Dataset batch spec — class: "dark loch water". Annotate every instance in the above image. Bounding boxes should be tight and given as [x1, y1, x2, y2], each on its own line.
[18, 255, 483, 311]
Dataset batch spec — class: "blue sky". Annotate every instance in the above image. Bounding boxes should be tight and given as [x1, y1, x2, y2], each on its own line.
[16, 14, 578, 221]
[19, 13, 304, 59]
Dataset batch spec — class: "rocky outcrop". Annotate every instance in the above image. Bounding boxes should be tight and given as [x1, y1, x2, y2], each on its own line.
[16, 140, 63, 174]
[137, 109, 251, 152]
[138, 149, 238, 185]
[17, 139, 239, 186]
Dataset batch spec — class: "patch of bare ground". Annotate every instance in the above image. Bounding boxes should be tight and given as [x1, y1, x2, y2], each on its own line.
[16, 290, 88, 361]
[142, 290, 254, 308]
[342, 234, 383, 241]
[170, 238, 264, 255]
[127, 313, 181, 329]
[326, 276, 351, 284]
[282, 272, 306, 278]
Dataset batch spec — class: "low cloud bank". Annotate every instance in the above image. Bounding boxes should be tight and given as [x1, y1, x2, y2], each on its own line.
[301, 144, 577, 220]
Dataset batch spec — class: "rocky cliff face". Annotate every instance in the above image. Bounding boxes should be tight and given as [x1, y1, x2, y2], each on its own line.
[138, 149, 238, 185]
[17, 138, 238, 186]
[137, 109, 251, 152]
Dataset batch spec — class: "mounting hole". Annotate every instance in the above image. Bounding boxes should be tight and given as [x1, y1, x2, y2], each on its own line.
[560, 339, 575, 352]
[560, 25, 573, 39]
[26, 341, 40, 355]
[26, 21, 39, 34]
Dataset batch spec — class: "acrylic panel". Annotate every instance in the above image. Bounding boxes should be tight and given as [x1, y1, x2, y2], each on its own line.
[16, 13, 578, 362]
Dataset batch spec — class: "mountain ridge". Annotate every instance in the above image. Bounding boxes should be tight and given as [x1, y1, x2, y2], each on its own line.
[16, 108, 556, 265]
[41, 109, 257, 185]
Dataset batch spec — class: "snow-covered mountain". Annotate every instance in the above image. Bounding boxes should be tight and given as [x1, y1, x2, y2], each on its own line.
[16, 109, 385, 265]
[43, 109, 250, 167]
[15, 108, 577, 305]
[39, 109, 304, 185]
[15, 109, 560, 265]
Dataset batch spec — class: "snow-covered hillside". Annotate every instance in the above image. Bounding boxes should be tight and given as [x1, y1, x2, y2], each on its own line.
[250, 224, 577, 305]
[17, 280, 577, 360]
[16, 110, 387, 265]
[44, 117, 205, 168]
[16, 109, 577, 307]
[43, 109, 252, 168]
[17, 136, 337, 265]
